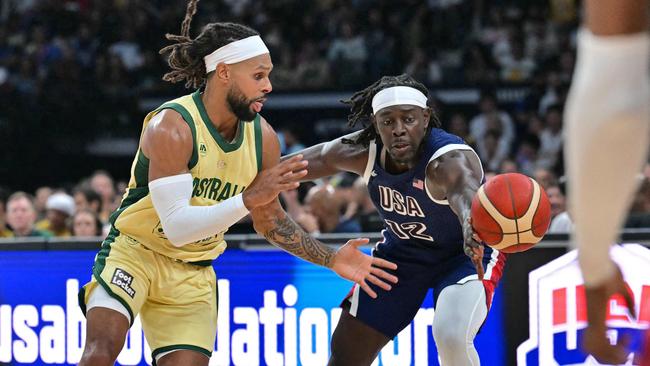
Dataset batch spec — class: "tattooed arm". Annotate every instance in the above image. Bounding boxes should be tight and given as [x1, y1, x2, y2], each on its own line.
[253, 201, 335, 267]
[249, 118, 398, 297]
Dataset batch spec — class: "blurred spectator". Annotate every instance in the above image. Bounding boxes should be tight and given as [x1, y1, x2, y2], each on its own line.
[533, 168, 557, 190]
[462, 42, 498, 84]
[6, 192, 50, 237]
[547, 181, 573, 233]
[498, 36, 536, 82]
[90, 170, 116, 223]
[108, 29, 144, 71]
[538, 71, 563, 115]
[349, 177, 382, 232]
[499, 159, 519, 174]
[469, 92, 515, 163]
[34, 186, 52, 220]
[446, 113, 475, 148]
[477, 129, 505, 172]
[327, 22, 368, 87]
[280, 189, 319, 234]
[115, 180, 128, 199]
[404, 48, 442, 85]
[72, 209, 103, 237]
[73, 186, 102, 214]
[303, 184, 361, 234]
[294, 42, 330, 89]
[524, 113, 545, 138]
[35, 192, 75, 237]
[546, 182, 567, 221]
[278, 128, 306, 155]
[515, 134, 541, 176]
[538, 105, 563, 170]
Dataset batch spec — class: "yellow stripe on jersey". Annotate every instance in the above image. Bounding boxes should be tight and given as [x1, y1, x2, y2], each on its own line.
[109, 90, 262, 262]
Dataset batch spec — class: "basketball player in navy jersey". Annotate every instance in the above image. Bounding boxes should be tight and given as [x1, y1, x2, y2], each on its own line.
[565, 0, 649, 363]
[285, 74, 506, 365]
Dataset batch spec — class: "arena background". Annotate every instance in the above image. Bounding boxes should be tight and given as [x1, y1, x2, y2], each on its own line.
[2, 1, 650, 365]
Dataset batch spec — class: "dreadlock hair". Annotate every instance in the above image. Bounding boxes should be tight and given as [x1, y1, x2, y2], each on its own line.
[159, 0, 260, 89]
[341, 74, 442, 147]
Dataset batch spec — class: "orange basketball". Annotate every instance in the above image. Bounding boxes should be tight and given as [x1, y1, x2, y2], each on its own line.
[470, 173, 551, 253]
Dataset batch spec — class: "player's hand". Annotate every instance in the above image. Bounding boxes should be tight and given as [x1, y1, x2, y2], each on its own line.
[330, 238, 398, 299]
[462, 216, 485, 280]
[243, 155, 308, 209]
[583, 264, 635, 364]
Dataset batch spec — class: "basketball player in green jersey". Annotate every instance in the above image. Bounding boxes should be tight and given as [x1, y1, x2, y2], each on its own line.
[77, 1, 398, 365]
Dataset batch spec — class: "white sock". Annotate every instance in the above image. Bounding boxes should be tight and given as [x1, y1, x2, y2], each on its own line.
[565, 29, 650, 286]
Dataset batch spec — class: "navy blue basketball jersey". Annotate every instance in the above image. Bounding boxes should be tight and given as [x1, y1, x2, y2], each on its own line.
[363, 128, 483, 252]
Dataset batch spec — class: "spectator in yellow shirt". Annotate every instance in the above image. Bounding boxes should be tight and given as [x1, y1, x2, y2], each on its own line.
[36, 192, 75, 237]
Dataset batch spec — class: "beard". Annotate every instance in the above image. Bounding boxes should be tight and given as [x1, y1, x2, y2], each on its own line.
[226, 85, 257, 121]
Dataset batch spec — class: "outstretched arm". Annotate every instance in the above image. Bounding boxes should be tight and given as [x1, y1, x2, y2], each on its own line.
[251, 120, 397, 298]
[282, 130, 369, 181]
[426, 149, 484, 279]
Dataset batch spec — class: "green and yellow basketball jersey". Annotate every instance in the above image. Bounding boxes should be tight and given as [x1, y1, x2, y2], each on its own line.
[109, 90, 262, 262]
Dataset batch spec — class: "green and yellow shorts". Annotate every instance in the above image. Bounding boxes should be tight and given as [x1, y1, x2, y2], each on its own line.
[78, 233, 217, 362]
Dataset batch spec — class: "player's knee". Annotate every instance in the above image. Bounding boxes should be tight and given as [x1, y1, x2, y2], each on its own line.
[79, 338, 122, 366]
[432, 321, 469, 355]
[79, 346, 118, 366]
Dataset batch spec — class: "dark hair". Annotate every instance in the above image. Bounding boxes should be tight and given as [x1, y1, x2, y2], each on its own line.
[74, 186, 103, 212]
[341, 74, 441, 147]
[159, 0, 260, 89]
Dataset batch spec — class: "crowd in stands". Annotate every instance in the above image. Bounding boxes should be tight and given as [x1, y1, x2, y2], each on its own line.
[0, 0, 579, 159]
[2, 162, 650, 240]
[1, 0, 650, 240]
[0, 170, 121, 239]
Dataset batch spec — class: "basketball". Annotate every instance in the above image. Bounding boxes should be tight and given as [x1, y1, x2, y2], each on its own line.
[471, 173, 551, 253]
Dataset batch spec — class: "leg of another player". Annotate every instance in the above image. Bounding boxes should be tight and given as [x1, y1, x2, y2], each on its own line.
[328, 306, 390, 366]
[432, 281, 487, 366]
[565, 0, 649, 363]
[157, 350, 209, 366]
[584, 0, 647, 35]
[78, 307, 130, 366]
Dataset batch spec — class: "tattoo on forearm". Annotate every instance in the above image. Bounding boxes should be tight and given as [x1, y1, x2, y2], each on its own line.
[264, 216, 335, 267]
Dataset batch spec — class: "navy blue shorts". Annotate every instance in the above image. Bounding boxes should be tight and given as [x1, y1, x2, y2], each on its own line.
[344, 241, 506, 338]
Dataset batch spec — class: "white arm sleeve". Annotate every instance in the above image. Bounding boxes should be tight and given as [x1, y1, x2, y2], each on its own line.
[149, 173, 250, 247]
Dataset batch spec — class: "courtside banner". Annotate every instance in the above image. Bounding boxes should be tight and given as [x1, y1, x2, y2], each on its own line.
[0, 248, 503, 366]
[517, 244, 650, 366]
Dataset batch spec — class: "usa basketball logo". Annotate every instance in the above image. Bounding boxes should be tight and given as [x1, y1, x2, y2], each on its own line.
[517, 244, 650, 365]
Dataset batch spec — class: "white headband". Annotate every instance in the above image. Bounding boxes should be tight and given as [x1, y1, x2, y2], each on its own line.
[204, 35, 270, 73]
[371, 86, 428, 114]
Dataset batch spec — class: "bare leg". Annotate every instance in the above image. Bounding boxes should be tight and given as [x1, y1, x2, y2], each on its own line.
[585, 0, 648, 35]
[78, 307, 130, 366]
[566, 0, 649, 363]
[328, 305, 390, 366]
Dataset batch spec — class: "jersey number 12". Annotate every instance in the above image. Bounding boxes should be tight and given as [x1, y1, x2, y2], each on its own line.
[384, 220, 434, 242]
